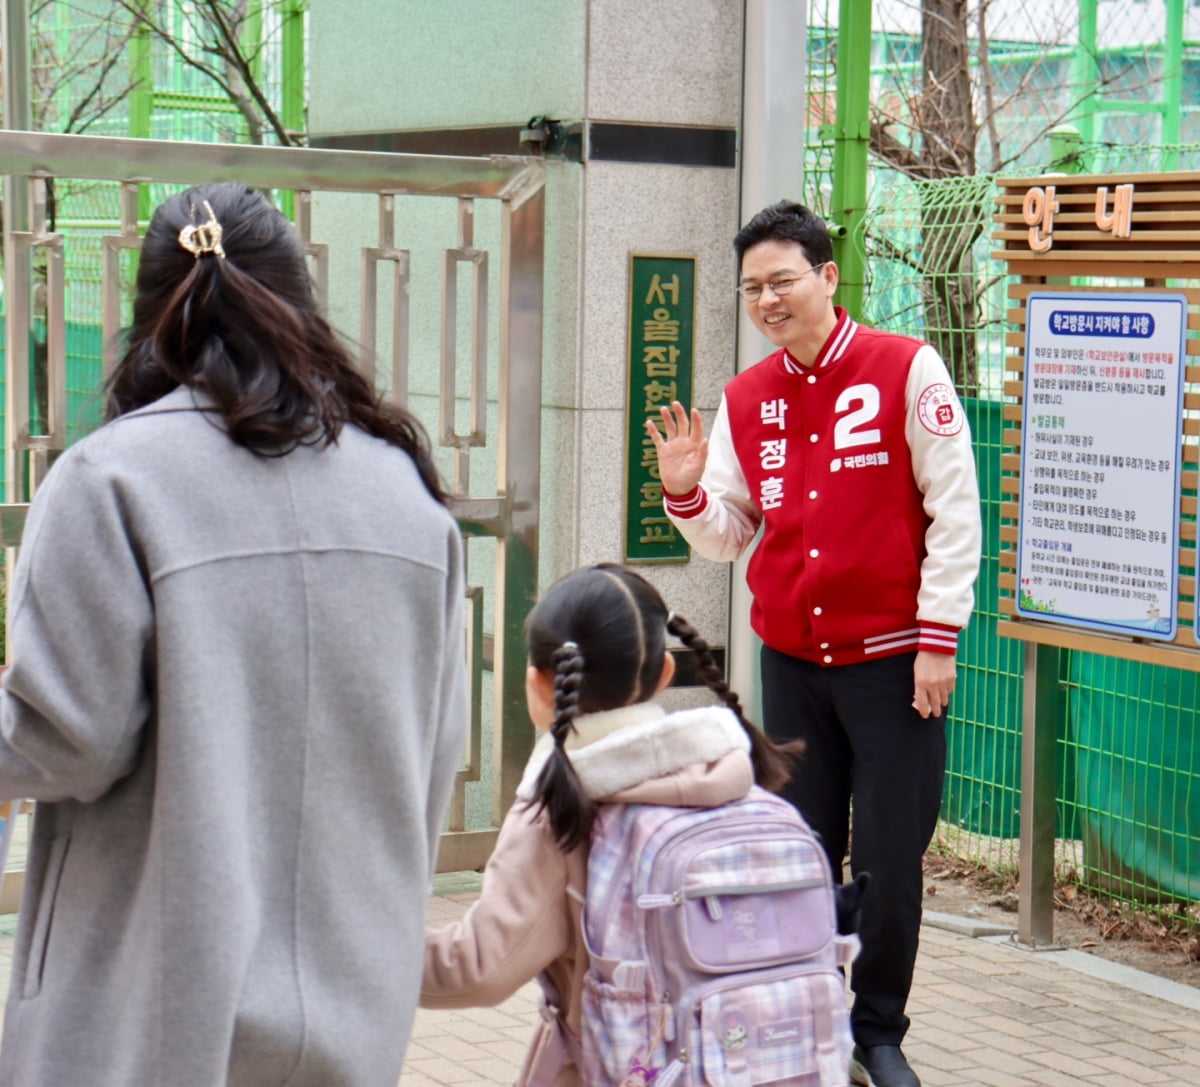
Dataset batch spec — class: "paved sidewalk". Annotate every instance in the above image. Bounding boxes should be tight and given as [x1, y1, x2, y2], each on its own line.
[405, 873, 1200, 1087]
[0, 879, 1195, 1085]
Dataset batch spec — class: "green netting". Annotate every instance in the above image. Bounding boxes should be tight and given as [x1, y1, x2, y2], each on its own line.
[19, 2, 301, 145]
[1068, 655, 1200, 904]
[944, 399, 1024, 840]
[947, 399, 1080, 847]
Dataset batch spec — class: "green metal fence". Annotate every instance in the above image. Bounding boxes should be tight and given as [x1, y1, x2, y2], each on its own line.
[807, 0, 1200, 934]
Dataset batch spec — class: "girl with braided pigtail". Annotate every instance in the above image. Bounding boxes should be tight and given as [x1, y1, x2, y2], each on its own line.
[423, 563, 810, 1086]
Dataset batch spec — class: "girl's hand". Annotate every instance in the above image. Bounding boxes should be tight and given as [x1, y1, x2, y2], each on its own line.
[645, 401, 708, 497]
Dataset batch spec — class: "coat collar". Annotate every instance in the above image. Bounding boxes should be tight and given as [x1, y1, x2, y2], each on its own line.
[515, 702, 751, 802]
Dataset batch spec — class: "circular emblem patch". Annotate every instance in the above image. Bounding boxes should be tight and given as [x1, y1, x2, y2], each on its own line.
[917, 383, 963, 436]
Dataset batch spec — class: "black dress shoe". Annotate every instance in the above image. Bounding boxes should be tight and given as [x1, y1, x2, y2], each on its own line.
[849, 1044, 920, 1087]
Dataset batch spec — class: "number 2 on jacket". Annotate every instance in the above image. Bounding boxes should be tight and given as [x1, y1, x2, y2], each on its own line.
[833, 383, 881, 450]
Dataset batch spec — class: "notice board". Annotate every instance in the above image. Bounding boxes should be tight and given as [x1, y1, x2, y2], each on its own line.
[993, 171, 1200, 669]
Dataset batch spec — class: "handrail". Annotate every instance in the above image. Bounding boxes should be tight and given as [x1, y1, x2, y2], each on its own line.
[0, 129, 543, 203]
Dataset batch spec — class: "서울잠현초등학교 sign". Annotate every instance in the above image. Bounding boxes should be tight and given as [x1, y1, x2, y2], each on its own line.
[624, 254, 695, 563]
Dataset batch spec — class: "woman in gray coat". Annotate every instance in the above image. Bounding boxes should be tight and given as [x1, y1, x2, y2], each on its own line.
[0, 182, 467, 1086]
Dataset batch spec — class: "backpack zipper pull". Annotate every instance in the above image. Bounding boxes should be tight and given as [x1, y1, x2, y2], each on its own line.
[636, 891, 681, 909]
[661, 994, 675, 1041]
[655, 1057, 686, 1085]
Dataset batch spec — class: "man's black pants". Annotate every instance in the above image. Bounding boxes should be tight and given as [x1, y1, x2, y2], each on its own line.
[760, 646, 946, 1047]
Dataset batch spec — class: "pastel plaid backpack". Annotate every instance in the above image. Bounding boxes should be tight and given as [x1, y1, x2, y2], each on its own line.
[579, 786, 858, 1087]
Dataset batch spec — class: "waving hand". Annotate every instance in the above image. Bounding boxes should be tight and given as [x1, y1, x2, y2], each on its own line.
[645, 401, 708, 497]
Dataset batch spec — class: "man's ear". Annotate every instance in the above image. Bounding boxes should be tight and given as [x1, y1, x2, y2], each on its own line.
[821, 260, 840, 297]
[654, 652, 676, 695]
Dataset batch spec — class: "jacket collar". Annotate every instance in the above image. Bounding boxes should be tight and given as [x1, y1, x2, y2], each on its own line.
[783, 305, 857, 374]
[515, 702, 751, 802]
[121, 384, 216, 418]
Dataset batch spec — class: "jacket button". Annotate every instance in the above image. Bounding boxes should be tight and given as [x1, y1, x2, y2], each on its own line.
[823, 655, 833, 664]
[813, 606, 823, 615]
[809, 490, 818, 499]
[809, 433, 819, 443]
[809, 548, 819, 558]
[820, 642, 829, 649]
[807, 374, 816, 384]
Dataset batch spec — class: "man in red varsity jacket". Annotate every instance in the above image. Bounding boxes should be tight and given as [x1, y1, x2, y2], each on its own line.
[647, 201, 982, 1087]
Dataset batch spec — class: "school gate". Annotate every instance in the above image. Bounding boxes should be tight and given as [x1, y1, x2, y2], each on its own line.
[0, 129, 546, 902]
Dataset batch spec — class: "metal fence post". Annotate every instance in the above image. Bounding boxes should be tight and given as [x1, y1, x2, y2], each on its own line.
[1048, 125, 1085, 175]
[829, 0, 870, 321]
[1017, 642, 1063, 946]
[1070, 0, 1100, 147]
[2, 0, 33, 506]
[1162, 0, 1184, 170]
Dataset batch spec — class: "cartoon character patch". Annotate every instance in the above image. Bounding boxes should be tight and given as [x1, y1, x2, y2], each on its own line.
[622, 1056, 661, 1085]
[722, 1023, 748, 1050]
[721, 1011, 749, 1050]
[916, 383, 963, 436]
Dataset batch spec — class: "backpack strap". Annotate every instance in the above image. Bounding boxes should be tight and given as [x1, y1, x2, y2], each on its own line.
[526, 974, 583, 1087]
[812, 982, 837, 1085]
[811, 973, 854, 1087]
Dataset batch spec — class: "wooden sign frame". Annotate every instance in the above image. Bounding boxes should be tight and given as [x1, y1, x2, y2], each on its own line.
[993, 169, 1200, 670]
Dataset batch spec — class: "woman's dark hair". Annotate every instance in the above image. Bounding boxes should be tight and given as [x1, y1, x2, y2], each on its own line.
[733, 199, 834, 270]
[106, 181, 446, 503]
[524, 563, 804, 851]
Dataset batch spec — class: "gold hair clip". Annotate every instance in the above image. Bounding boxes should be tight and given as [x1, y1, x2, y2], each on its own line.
[178, 200, 226, 260]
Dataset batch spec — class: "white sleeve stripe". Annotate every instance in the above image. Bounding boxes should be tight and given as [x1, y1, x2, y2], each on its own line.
[665, 490, 707, 515]
[864, 627, 920, 644]
[863, 634, 921, 654]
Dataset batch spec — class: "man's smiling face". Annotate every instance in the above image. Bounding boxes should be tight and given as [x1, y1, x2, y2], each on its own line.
[739, 240, 838, 359]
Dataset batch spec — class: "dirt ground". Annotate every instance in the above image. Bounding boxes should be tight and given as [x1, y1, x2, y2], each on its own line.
[921, 852, 1200, 988]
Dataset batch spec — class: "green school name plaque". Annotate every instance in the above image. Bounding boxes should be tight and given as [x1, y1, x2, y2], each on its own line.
[624, 254, 695, 563]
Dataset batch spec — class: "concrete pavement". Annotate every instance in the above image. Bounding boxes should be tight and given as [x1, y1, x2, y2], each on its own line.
[404, 872, 1200, 1086]
[0, 874, 1194, 1085]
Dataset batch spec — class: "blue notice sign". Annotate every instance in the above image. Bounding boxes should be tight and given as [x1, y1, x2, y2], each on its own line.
[1017, 292, 1186, 640]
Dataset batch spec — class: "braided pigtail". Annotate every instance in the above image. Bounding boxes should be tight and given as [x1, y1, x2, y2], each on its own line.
[528, 641, 597, 852]
[667, 613, 805, 792]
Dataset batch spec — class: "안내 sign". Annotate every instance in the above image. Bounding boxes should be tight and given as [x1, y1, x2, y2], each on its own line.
[1017, 291, 1186, 640]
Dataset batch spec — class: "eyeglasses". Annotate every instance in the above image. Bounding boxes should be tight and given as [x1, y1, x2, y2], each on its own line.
[736, 263, 829, 302]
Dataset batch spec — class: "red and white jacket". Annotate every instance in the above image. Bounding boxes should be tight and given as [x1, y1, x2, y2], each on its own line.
[665, 308, 982, 666]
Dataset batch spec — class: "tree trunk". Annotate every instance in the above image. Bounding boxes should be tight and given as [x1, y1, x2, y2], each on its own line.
[919, 0, 980, 395]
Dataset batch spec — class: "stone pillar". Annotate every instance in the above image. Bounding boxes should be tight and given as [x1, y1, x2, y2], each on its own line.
[308, 0, 753, 708]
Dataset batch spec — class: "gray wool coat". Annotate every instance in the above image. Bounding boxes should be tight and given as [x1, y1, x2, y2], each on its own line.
[0, 386, 468, 1087]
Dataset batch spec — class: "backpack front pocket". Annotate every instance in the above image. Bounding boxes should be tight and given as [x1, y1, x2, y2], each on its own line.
[677, 829, 836, 972]
[692, 968, 852, 1086]
[682, 879, 832, 972]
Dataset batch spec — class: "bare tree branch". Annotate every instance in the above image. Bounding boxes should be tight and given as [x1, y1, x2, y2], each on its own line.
[30, 1, 139, 133]
[199, 0, 296, 145]
[976, 0, 1002, 172]
[107, 0, 298, 146]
